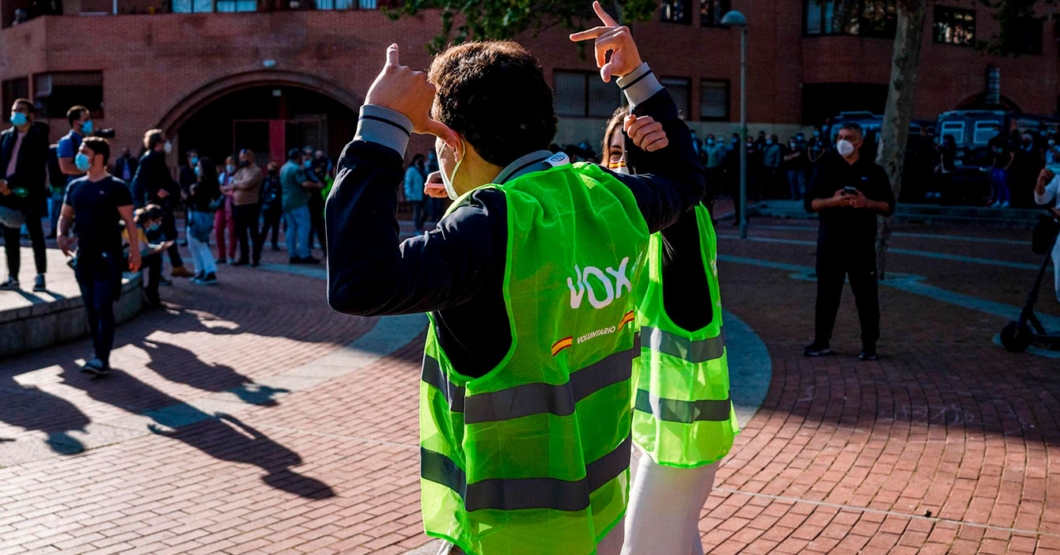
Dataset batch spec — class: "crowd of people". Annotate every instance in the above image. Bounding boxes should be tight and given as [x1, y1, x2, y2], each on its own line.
[0, 101, 338, 373]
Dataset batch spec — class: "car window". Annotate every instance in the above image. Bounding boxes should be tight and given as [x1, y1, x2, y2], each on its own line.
[973, 121, 1001, 146]
[940, 121, 965, 146]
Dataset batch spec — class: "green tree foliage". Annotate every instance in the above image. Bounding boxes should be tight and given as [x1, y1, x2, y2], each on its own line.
[386, 0, 656, 53]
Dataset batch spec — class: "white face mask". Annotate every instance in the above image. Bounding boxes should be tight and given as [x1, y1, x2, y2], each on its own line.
[837, 139, 856, 157]
[437, 138, 464, 201]
[163, 141, 173, 154]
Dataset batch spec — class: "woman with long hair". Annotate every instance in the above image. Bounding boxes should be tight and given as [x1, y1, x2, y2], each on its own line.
[187, 157, 221, 285]
[602, 107, 738, 555]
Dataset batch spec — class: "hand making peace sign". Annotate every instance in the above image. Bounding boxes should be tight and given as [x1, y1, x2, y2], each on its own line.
[569, 1, 644, 83]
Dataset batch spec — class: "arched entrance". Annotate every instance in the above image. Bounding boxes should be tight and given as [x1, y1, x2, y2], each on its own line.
[953, 92, 1023, 113]
[156, 70, 360, 166]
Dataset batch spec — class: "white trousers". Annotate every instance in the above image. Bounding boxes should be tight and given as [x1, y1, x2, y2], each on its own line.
[621, 449, 718, 555]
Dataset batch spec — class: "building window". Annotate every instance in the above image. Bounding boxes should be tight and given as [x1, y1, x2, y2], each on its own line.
[700, 79, 729, 121]
[216, 0, 256, 11]
[34, 72, 104, 119]
[804, 0, 896, 39]
[661, 77, 691, 120]
[172, 0, 214, 13]
[700, 0, 729, 27]
[1002, 17, 1043, 55]
[934, 6, 974, 46]
[2, 77, 29, 121]
[661, 0, 691, 24]
[553, 70, 622, 118]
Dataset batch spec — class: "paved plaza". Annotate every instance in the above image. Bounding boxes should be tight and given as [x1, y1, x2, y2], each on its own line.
[1, 206, 1058, 554]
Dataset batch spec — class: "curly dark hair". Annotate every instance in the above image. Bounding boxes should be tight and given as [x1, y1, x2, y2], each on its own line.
[429, 41, 558, 168]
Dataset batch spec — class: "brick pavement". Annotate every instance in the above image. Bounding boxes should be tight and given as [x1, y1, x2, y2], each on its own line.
[1, 219, 1058, 554]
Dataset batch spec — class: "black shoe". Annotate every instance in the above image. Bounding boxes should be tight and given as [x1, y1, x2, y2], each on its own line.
[271, 245, 280, 251]
[200, 272, 218, 285]
[0, 277, 19, 291]
[231, 259, 249, 267]
[251, 260, 260, 268]
[33, 274, 46, 292]
[159, 278, 174, 287]
[289, 257, 301, 264]
[81, 358, 110, 376]
[302, 256, 320, 265]
[803, 343, 832, 357]
[859, 348, 879, 361]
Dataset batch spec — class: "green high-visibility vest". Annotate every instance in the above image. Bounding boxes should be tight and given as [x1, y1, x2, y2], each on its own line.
[632, 204, 738, 468]
[420, 157, 650, 555]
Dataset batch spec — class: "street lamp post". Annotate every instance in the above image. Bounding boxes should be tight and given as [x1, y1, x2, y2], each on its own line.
[721, 10, 748, 239]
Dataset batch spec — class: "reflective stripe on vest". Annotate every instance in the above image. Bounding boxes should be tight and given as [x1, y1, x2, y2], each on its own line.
[642, 325, 725, 363]
[421, 434, 632, 512]
[634, 389, 732, 423]
[419, 162, 650, 555]
[422, 334, 641, 423]
[633, 204, 737, 468]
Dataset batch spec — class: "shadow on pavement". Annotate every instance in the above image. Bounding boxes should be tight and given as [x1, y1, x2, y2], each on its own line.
[0, 373, 90, 455]
[58, 362, 334, 499]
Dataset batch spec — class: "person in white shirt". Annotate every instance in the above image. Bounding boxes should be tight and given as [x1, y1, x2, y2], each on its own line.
[1034, 168, 1060, 303]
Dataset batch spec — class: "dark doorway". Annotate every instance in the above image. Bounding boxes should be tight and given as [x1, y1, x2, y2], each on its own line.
[176, 85, 355, 166]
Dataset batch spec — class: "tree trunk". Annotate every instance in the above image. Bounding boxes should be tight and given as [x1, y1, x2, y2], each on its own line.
[875, 0, 927, 280]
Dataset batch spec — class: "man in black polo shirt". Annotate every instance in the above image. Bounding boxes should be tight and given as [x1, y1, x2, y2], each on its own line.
[803, 122, 895, 360]
[58, 137, 141, 375]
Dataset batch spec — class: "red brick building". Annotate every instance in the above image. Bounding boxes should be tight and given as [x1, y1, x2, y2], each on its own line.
[0, 0, 1057, 164]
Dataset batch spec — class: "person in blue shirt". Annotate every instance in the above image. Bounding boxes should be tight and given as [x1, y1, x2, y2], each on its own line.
[57, 105, 92, 182]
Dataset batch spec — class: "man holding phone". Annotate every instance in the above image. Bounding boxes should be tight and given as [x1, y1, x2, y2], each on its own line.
[804, 122, 895, 360]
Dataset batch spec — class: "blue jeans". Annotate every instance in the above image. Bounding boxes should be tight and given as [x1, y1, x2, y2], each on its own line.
[990, 168, 1010, 203]
[284, 205, 311, 259]
[787, 170, 806, 200]
[74, 251, 122, 366]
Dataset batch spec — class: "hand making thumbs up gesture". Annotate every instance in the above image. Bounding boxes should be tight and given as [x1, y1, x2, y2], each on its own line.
[364, 44, 455, 142]
[569, 1, 644, 83]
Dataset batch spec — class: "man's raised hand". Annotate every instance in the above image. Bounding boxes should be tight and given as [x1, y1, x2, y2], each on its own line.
[364, 44, 454, 142]
[569, 1, 643, 83]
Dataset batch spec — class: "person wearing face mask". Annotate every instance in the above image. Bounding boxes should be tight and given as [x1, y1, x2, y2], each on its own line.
[123, 204, 172, 307]
[808, 126, 829, 166]
[259, 161, 283, 251]
[0, 98, 51, 292]
[1012, 133, 1043, 209]
[280, 149, 322, 264]
[325, 4, 706, 552]
[804, 123, 895, 361]
[783, 136, 808, 200]
[215, 155, 239, 264]
[186, 157, 221, 285]
[57, 137, 140, 375]
[308, 150, 330, 257]
[987, 124, 1014, 208]
[603, 107, 737, 555]
[228, 149, 264, 266]
[762, 133, 783, 198]
[131, 129, 192, 278]
[702, 133, 725, 201]
[112, 147, 138, 184]
[57, 106, 91, 183]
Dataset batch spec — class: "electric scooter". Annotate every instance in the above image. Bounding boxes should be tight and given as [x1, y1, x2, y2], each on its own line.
[1000, 213, 1060, 353]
